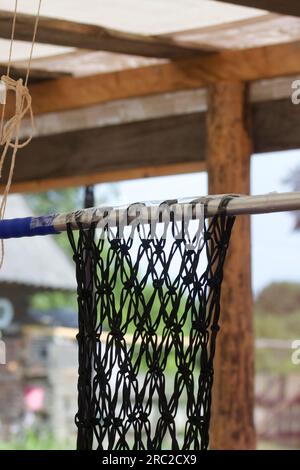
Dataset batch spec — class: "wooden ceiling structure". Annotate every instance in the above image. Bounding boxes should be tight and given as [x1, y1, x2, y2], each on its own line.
[1, 0, 300, 450]
[1, 3, 300, 193]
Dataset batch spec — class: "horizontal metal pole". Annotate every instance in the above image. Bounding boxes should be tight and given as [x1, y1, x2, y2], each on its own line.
[0, 192, 300, 239]
[205, 191, 300, 216]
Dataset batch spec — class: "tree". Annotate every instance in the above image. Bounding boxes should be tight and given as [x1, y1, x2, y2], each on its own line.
[25, 188, 81, 310]
[255, 282, 300, 315]
[26, 188, 83, 256]
[25, 185, 117, 310]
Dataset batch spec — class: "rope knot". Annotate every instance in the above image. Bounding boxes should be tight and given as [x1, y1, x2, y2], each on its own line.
[0, 74, 34, 149]
[0, 0, 42, 271]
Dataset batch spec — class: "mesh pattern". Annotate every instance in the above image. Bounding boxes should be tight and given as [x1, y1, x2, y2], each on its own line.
[67, 204, 235, 450]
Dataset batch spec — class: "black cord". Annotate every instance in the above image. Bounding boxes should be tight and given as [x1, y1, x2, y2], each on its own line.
[67, 203, 236, 450]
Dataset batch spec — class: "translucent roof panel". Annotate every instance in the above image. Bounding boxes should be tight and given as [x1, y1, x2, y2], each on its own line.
[0, 1, 294, 73]
[0, 0, 266, 34]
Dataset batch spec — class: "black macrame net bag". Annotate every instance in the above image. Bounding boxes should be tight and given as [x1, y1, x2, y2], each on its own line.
[67, 199, 236, 450]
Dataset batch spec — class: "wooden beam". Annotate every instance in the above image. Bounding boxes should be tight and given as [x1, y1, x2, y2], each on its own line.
[2, 95, 299, 193]
[20, 75, 299, 139]
[17, 77, 295, 140]
[0, 10, 204, 59]
[3, 113, 206, 193]
[219, 1, 300, 17]
[0, 64, 70, 83]
[11, 40, 300, 116]
[252, 97, 300, 152]
[19, 89, 207, 139]
[250, 75, 298, 103]
[207, 82, 255, 449]
[13, 49, 160, 79]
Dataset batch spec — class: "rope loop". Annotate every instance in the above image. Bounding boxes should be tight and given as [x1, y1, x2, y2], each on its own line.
[0, 75, 34, 149]
[0, 0, 42, 269]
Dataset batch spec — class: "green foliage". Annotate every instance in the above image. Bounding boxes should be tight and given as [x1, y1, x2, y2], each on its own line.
[0, 430, 74, 450]
[25, 185, 118, 256]
[255, 282, 300, 316]
[96, 247, 195, 375]
[24, 189, 300, 378]
[254, 310, 300, 339]
[26, 188, 83, 215]
[31, 291, 77, 311]
[26, 188, 82, 257]
[25, 185, 118, 312]
[257, 441, 296, 450]
[25, 188, 82, 310]
[255, 348, 295, 375]
[254, 310, 300, 374]
[254, 282, 300, 375]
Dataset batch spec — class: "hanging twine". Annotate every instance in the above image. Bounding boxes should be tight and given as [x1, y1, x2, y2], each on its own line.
[0, 75, 35, 215]
[0, 76, 34, 151]
[0, 0, 42, 267]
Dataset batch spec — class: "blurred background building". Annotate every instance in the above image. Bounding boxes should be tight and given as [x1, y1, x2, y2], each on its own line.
[0, 195, 77, 448]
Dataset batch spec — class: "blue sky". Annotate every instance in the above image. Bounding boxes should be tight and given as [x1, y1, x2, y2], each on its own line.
[98, 149, 300, 296]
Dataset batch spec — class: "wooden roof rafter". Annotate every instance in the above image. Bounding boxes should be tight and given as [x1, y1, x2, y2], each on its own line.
[218, 1, 300, 17]
[0, 63, 70, 82]
[5, 39, 300, 117]
[1, 4, 300, 194]
[2, 91, 298, 194]
[0, 10, 213, 59]
[2, 74, 299, 194]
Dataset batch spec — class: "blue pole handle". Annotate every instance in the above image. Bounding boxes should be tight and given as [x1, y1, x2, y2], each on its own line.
[0, 216, 61, 239]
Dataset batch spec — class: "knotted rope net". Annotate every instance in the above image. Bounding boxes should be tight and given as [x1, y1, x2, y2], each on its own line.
[67, 198, 236, 450]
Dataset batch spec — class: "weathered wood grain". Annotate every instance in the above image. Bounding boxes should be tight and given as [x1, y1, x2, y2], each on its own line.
[207, 81, 255, 450]
[7, 40, 300, 117]
[0, 10, 205, 59]
[1, 96, 299, 193]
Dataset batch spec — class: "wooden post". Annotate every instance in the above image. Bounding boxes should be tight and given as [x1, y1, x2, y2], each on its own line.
[207, 81, 256, 449]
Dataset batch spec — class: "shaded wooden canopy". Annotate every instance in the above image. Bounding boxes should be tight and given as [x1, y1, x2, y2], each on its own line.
[0, 0, 299, 191]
